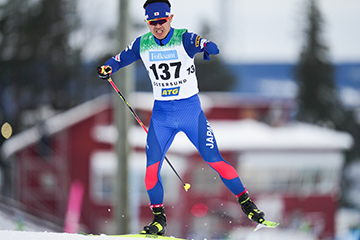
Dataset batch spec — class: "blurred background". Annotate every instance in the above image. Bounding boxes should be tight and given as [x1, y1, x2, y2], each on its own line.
[0, 0, 359, 239]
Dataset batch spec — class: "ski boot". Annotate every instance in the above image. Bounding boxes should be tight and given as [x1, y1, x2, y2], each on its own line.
[141, 206, 167, 235]
[238, 191, 265, 224]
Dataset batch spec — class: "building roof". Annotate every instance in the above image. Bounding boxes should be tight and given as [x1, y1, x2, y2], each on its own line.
[1, 93, 353, 159]
[1, 95, 111, 159]
[129, 119, 353, 154]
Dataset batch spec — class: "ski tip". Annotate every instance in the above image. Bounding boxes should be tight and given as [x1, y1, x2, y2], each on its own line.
[254, 220, 280, 231]
[254, 224, 265, 232]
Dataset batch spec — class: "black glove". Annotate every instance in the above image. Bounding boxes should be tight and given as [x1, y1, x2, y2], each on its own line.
[97, 65, 112, 80]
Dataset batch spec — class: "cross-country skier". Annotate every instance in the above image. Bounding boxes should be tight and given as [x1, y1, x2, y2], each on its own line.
[98, 0, 266, 235]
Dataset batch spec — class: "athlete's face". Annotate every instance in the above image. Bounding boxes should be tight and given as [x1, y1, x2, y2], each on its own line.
[146, 14, 173, 40]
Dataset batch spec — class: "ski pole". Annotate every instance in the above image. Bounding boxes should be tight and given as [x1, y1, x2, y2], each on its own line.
[107, 77, 191, 192]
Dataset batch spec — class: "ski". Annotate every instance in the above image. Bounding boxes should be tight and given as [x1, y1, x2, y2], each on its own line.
[254, 219, 280, 231]
[109, 234, 186, 239]
[82, 233, 185, 239]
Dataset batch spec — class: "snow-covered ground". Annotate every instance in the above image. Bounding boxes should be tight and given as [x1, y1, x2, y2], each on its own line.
[0, 231, 100, 240]
[0, 229, 320, 240]
[0, 231, 149, 240]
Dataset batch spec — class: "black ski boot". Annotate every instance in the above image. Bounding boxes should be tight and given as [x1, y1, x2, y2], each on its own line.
[238, 191, 265, 224]
[141, 207, 167, 235]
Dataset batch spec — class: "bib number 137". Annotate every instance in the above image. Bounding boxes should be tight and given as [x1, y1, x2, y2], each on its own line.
[149, 62, 181, 80]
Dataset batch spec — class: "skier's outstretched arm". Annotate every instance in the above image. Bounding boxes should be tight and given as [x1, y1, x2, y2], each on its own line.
[182, 31, 219, 61]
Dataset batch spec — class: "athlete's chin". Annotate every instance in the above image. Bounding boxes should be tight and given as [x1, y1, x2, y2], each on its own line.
[155, 33, 165, 39]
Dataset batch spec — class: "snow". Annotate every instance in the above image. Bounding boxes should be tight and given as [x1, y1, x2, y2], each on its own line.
[0, 229, 320, 240]
[0, 201, 62, 233]
[3, 92, 351, 159]
[0, 231, 179, 240]
[0, 231, 90, 240]
[231, 227, 318, 240]
[0, 231, 113, 240]
[129, 118, 353, 155]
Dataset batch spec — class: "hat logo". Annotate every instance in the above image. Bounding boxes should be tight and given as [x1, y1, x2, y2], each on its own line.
[154, 12, 159, 16]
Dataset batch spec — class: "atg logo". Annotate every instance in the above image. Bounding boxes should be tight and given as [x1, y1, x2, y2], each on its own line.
[149, 50, 178, 61]
[161, 87, 180, 97]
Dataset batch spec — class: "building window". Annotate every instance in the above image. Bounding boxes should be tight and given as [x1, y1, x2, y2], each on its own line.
[238, 152, 344, 195]
[90, 151, 117, 204]
[90, 151, 184, 205]
[192, 164, 222, 195]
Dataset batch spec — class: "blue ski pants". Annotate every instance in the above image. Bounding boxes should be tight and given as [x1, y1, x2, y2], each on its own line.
[145, 94, 245, 205]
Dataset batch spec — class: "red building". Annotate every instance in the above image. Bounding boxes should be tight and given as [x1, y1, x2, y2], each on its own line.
[1, 95, 113, 232]
[0, 93, 352, 239]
